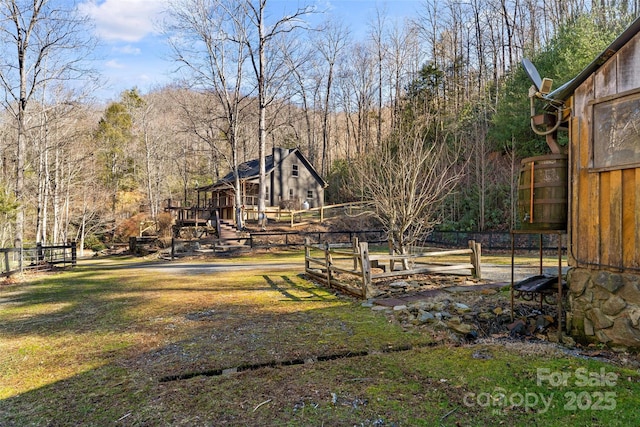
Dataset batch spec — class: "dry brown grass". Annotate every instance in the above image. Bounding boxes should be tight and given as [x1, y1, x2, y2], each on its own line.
[1, 255, 639, 426]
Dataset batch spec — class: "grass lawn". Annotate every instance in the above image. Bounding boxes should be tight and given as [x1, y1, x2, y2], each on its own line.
[0, 254, 638, 426]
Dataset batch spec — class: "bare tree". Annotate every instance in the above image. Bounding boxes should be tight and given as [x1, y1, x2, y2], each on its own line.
[0, 0, 95, 247]
[341, 42, 376, 156]
[243, 0, 314, 228]
[314, 18, 350, 176]
[32, 89, 87, 244]
[385, 19, 420, 129]
[166, 0, 251, 229]
[281, 35, 320, 167]
[352, 125, 466, 259]
[368, 6, 387, 148]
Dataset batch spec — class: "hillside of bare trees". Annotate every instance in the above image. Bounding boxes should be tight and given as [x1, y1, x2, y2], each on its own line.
[0, 0, 637, 250]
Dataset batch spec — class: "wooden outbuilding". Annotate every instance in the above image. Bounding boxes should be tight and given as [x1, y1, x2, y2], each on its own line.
[539, 17, 640, 348]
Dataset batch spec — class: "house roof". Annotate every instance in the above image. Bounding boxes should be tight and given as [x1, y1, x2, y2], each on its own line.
[200, 147, 327, 191]
[543, 16, 640, 103]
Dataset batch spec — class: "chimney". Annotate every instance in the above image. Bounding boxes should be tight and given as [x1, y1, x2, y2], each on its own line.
[272, 147, 286, 164]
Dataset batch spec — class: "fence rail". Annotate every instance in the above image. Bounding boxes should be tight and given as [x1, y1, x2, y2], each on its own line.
[249, 230, 560, 252]
[160, 229, 563, 260]
[1, 243, 77, 277]
[304, 238, 481, 299]
[249, 229, 386, 248]
[244, 201, 375, 227]
[423, 230, 566, 251]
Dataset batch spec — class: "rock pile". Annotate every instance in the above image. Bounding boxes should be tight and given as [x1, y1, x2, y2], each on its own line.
[364, 279, 566, 345]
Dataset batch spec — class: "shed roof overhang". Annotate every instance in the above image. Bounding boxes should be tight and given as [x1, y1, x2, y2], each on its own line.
[543, 16, 640, 104]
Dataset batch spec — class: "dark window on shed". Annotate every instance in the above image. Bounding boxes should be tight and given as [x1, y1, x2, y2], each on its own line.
[593, 92, 640, 169]
[307, 190, 313, 199]
[292, 164, 299, 177]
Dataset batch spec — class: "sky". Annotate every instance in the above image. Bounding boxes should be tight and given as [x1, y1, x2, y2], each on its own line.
[78, 0, 424, 102]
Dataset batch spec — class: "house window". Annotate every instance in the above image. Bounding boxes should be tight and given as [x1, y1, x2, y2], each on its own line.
[292, 164, 299, 177]
[593, 92, 640, 169]
[307, 190, 313, 199]
[289, 188, 294, 199]
[265, 186, 269, 201]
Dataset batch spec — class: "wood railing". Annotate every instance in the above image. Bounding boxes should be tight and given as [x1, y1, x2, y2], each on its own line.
[244, 201, 375, 227]
[304, 238, 481, 299]
[1, 243, 77, 277]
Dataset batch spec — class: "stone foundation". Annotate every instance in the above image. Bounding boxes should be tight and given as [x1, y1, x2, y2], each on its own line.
[567, 268, 640, 350]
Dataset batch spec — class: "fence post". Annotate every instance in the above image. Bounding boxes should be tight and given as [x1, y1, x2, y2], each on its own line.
[320, 206, 324, 223]
[359, 242, 373, 299]
[388, 238, 395, 273]
[324, 242, 333, 289]
[171, 237, 175, 261]
[71, 242, 77, 266]
[36, 242, 44, 264]
[129, 236, 137, 255]
[352, 236, 359, 271]
[469, 240, 482, 279]
[304, 237, 310, 271]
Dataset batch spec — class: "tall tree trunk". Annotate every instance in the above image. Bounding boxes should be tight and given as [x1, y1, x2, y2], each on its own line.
[321, 63, 333, 177]
[15, 103, 26, 248]
[52, 131, 61, 243]
[256, 2, 267, 229]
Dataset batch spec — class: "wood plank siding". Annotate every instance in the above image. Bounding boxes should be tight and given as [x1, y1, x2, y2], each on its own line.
[569, 31, 640, 272]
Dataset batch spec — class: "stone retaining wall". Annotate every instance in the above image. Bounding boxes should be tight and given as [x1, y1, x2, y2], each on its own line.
[567, 268, 640, 350]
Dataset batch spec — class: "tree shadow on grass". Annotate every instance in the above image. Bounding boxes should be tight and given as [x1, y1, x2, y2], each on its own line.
[0, 259, 436, 425]
[262, 274, 333, 302]
[0, 270, 147, 338]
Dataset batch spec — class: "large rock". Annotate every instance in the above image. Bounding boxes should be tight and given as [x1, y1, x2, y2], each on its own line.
[454, 302, 471, 313]
[602, 295, 627, 316]
[628, 308, 640, 328]
[432, 301, 448, 312]
[447, 321, 473, 335]
[594, 271, 624, 294]
[593, 286, 614, 302]
[617, 279, 640, 306]
[585, 308, 614, 330]
[568, 269, 591, 296]
[584, 317, 595, 336]
[574, 289, 594, 308]
[595, 330, 611, 344]
[418, 311, 435, 323]
[390, 281, 410, 288]
[605, 317, 640, 348]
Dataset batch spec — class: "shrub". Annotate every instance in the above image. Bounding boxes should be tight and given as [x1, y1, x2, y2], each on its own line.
[114, 213, 148, 242]
[84, 234, 106, 252]
[156, 212, 173, 237]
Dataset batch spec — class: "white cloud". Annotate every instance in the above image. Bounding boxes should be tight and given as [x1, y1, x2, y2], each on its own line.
[79, 0, 168, 42]
[105, 59, 125, 69]
[114, 45, 142, 55]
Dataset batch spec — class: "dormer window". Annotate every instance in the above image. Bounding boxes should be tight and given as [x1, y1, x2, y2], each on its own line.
[292, 164, 299, 177]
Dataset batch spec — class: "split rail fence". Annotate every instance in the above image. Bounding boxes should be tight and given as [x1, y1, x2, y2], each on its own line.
[304, 238, 482, 299]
